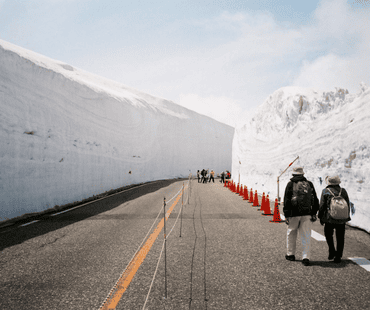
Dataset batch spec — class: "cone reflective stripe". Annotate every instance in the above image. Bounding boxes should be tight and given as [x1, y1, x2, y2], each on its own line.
[253, 190, 259, 206]
[262, 195, 273, 215]
[269, 198, 284, 222]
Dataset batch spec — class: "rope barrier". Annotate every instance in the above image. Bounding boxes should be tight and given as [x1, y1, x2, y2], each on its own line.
[99, 182, 188, 310]
[142, 182, 189, 309]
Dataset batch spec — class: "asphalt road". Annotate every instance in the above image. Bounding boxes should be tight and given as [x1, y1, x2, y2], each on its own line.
[1, 179, 370, 310]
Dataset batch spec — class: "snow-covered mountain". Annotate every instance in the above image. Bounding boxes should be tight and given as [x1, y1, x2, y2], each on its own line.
[0, 40, 234, 222]
[232, 85, 370, 233]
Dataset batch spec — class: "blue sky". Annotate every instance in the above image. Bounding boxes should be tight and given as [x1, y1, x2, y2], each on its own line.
[1, 0, 369, 126]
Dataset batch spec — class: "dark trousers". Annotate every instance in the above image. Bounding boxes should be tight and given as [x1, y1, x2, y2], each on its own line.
[324, 223, 346, 258]
[209, 175, 214, 182]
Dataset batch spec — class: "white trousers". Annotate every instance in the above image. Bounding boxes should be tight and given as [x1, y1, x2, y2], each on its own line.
[286, 215, 312, 259]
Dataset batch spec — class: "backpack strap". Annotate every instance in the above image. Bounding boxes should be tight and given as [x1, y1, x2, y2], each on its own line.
[327, 188, 334, 196]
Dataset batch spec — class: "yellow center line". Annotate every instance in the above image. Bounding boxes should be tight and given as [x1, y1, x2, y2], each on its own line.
[101, 191, 183, 309]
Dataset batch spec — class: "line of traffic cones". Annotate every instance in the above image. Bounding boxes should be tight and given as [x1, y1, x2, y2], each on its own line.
[223, 181, 283, 222]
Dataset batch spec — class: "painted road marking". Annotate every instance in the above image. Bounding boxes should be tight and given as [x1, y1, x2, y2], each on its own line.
[100, 191, 183, 310]
[311, 230, 326, 241]
[19, 220, 39, 227]
[348, 257, 370, 272]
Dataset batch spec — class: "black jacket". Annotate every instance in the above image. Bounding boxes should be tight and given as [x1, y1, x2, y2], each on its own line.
[283, 175, 320, 217]
[318, 185, 350, 223]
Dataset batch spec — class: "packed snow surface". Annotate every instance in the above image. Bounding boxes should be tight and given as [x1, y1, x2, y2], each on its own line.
[232, 85, 370, 233]
[0, 39, 234, 221]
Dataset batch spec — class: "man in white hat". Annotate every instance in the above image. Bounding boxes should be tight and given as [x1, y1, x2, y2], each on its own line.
[283, 167, 320, 266]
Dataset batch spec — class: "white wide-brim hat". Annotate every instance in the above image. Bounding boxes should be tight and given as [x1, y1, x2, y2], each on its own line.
[292, 167, 304, 175]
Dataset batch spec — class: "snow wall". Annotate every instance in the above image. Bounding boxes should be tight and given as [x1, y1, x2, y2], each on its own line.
[0, 40, 234, 222]
[232, 85, 370, 233]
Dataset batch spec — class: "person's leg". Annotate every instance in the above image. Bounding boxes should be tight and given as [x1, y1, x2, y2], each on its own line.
[299, 215, 312, 261]
[287, 217, 300, 258]
[335, 224, 346, 259]
[324, 223, 336, 257]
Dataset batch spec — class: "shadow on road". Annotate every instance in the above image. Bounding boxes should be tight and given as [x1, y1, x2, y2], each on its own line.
[0, 179, 181, 251]
[307, 259, 353, 268]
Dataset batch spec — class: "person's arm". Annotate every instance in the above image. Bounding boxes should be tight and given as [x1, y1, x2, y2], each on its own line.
[283, 182, 292, 218]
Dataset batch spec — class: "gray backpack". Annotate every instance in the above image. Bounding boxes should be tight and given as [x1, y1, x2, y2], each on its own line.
[327, 188, 350, 221]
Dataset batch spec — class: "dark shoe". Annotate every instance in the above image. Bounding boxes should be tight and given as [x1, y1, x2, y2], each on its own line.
[302, 258, 310, 266]
[334, 257, 342, 263]
[328, 251, 336, 260]
[285, 255, 295, 261]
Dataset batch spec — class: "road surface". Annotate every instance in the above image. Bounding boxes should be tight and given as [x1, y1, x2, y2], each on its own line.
[1, 179, 370, 309]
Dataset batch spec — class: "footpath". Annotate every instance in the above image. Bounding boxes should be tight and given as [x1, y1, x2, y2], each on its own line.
[134, 179, 370, 310]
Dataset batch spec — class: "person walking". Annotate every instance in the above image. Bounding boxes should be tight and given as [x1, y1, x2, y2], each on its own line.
[209, 170, 215, 183]
[201, 169, 206, 183]
[197, 170, 201, 183]
[220, 171, 225, 183]
[283, 167, 319, 266]
[318, 176, 350, 263]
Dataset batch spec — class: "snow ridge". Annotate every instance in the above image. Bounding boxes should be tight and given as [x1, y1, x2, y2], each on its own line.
[233, 84, 370, 232]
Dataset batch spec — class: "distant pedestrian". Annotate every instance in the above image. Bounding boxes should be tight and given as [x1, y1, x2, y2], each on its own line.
[197, 170, 201, 183]
[318, 176, 350, 263]
[201, 169, 207, 183]
[220, 171, 225, 183]
[283, 167, 319, 266]
[203, 169, 208, 183]
[209, 170, 215, 183]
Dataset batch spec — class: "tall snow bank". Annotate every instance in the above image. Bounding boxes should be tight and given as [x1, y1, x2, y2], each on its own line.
[0, 40, 234, 221]
[232, 85, 370, 233]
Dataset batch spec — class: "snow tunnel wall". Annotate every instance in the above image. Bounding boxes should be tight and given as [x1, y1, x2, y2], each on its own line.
[0, 41, 234, 221]
[232, 86, 370, 233]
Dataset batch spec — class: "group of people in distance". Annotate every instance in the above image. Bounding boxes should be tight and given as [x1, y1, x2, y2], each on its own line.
[197, 169, 231, 183]
[283, 167, 351, 266]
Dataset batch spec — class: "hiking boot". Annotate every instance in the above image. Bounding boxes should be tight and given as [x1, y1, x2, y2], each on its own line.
[334, 257, 342, 263]
[328, 251, 336, 260]
[302, 258, 310, 266]
[285, 255, 295, 261]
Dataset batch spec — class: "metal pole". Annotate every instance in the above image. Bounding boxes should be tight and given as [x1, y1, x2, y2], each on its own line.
[180, 183, 184, 237]
[163, 197, 167, 299]
[277, 156, 299, 202]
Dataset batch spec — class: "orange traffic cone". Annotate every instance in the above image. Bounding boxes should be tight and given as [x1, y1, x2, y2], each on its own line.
[253, 190, 259, 207]
[262, 195, 273, 216]
[258, 193, 265, 211]
[239, 185, 244, 196]
[236, 183, 240, 194]
[243, 186, 248, 200]
[269, 199, 284, 222]
[249, 188, 254, 203]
